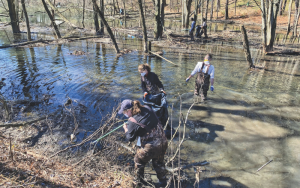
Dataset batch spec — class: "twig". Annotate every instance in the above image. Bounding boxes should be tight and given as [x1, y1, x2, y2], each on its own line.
[165, 102, 195, 166]
[256, 159, 273, 172]
[9, 133, 13, 161]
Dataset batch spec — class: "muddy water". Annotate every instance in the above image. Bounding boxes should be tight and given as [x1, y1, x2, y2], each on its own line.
[1, 13, 300, 188]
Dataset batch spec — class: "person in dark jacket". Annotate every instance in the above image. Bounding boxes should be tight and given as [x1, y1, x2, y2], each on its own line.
[138, 64, 166, 98]
[119, 99, 168, 187]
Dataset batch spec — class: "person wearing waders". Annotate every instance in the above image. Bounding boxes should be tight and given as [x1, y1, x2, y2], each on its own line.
[119, 99, 168, 187]
[185, 54, 214, 100]
[138, 64, 173, 138]
[189, 17, 196, 41]
[199, 18, 208, 38]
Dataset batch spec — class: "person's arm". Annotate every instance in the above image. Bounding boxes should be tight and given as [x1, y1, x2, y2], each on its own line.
[186, 62, 201, 81]
[125, 121, 140, 142]
[210, 78, 214, 86]
[210, 66, 215, 91]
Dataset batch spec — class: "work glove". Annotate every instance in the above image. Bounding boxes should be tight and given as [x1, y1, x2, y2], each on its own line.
[186, 78, 190, 82]
[143, 92, 148, 98]
[210, 86, 214, 91]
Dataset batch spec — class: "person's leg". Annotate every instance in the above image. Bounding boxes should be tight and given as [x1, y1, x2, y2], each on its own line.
[152, 140, 168, 183]
[134, 145, 153, 184]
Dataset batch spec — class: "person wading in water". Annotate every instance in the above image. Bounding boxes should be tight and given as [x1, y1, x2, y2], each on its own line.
[119, 99, 168, 187]
[138, 64, 174, 138]
[185, 54, 215, 100]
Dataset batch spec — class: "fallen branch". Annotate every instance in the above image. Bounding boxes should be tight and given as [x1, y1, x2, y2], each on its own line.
[257, 159, 273, 172]
[166, 161, 209, 173]
[0, 109, 60, 128]
[0, 36, 104, 49]
[149, 51, 179, 67]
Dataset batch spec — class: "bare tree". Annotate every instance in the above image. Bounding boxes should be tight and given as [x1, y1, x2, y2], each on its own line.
[293, 0, 300, 36]
[225, 0, 229, 19]
[210, 0, 214, 20]
[260, 0, 280, 52]
[93, 4, 100, 33]
[100, 0, 104, 34]
[161, 0, 166, 37]
[21, 0, 31, 41]
[41, 0, 61, 38]
[154, 0, 162, 38]
[137, 0, 148, 52]
[182, 0, 193, 28]
[205, 0, 208, 20]
[92, 0, 120, 53]
[282, 0, 288, 14]
[279, 0, 283, 15]
[286, 0, 293, 36]
[82, 0, 85, 28]
[217, 0, 220, 18]
[7, 0, 20, 33]
[293, 2, 300, 36]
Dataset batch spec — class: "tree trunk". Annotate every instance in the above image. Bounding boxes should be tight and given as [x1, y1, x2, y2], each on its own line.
[282, 0, 288, 14]
[240, 25, 254, 68]
[205, 0, 208, 20]
[21, 0, 31, 41]
[92, 0, 120, 53]
[201, 0, 204, 24]
[160, 0, 166, 37]
[235, 0, 237, 16]
[113, 0, 115, 14]
[123, 0, 126, 28]
[210, 0, 214, 20]
[15, 0, 19, 22]
[51, 0, 55, 18]
[44, 0, 78, 28]
[41, 0, 61, 38]
[182, 0, 192, 28]
[225, 0, 229, 19]
[261, 0, 267, 46]
[7, 0, 20, 33]
[293, 0, 299, 36]
[154, 0, 161, 39]
[93, 5, 100, 33]
[217, 0, 220, 19]
[286, 0, 293, 36]
[279, 0, 283, 15]
[82, 0, 85, 28]
[137, 0, 148, 52]
[263, 0, 280, 52]
[293, 3, 300, 36]
[100, 0, 104, 33]
[194, 0, 198, 22]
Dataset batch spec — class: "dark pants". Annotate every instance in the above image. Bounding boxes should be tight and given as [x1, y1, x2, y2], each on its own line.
[134, 124, 168, 182]
[199, 26, 208, 38]
[189, 30, 194, 41]
[195, 72, 210, 98]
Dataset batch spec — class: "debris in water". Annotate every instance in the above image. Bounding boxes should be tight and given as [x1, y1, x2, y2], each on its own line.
[257, 159, 273, 172]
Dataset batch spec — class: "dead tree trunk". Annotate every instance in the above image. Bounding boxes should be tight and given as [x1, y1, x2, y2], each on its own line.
[201, 0, 204, 24]
[82, 0, 85, 27]
[160, 0, 166, 37]
[138, 0, 148, 52]
[286, 0, 293, 36]
[93, 4, 100, 33]
[261, 0, 280, 52]
[92, 0, 120, 53]
[154, 0, 161, 39]
[210, 0, 214, 20]
[225, 0, 229, 19]
[21, 0, 31, 41]
[100, 0, 104, 34]
[7, 0, 20, 33]
[41, 0, 61, 38]
[241, 25, 254, 68]
[51, 0, 55, 18]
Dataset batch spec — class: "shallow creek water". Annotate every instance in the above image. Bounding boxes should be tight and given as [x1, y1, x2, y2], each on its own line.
[1, 15, 300, 187]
